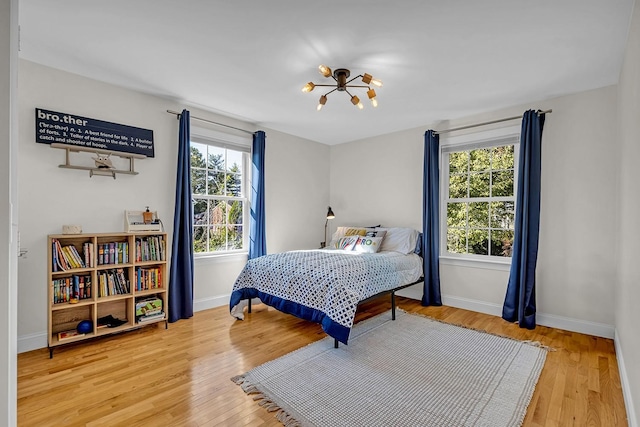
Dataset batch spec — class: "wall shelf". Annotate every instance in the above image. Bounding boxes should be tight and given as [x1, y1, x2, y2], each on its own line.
[51, 143, 146, 179]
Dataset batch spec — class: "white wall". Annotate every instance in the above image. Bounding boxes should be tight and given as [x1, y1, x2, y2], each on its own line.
[0, 0, 18, 424]
[617, 0, 640, 423]
[330, 85, 618, 338]
[328, 126, 423, 233]
[17, 60, 329, 351]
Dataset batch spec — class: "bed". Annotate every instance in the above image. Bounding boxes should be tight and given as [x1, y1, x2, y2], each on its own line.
[229, 227, 424, 345]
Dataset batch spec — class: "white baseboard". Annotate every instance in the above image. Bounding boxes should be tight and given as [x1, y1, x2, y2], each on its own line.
[194, 294, 230, 312]
[441, 294, 504, 317]
[536, 311, 614, 339]
[615, 329, 638, 427]
[18, 332, 47, 354]
[396, 291, 615, 339]
[442, 295, 614, 339]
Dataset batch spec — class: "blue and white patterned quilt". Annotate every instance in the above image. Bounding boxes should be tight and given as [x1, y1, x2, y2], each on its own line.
[229, 250, 422, 344]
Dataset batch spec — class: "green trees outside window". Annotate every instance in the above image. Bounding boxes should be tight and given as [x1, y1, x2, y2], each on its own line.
[446, 144, 515, 257]
[191, 142, 246, 253]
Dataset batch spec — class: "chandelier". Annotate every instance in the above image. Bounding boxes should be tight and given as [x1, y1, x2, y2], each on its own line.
[302, 65, 383, 110]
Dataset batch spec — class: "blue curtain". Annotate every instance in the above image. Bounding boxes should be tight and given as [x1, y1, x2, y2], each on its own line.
[249, 130, 266, 259]
[422, 130, 442, 306]
[502, 110, 546, 329]
[168, 109, 194, 322]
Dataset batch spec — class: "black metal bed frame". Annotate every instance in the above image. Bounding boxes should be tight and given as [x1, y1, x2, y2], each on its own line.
[245, 276, 424, 348]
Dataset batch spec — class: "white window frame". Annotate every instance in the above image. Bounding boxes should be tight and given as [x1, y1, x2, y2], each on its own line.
[190, 127, 251, 258]
[439, 125, 520, 271]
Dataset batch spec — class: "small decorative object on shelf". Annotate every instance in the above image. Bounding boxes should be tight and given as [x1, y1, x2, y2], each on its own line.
[97, 315, 127, 328]
[62, 225, 82, 235]
[143, 207, 154, 224]
[125, 210, 163, 232]
[57, 329, 84, 341]
[47, 231, 168, 358]
[76, 320, 93, 334]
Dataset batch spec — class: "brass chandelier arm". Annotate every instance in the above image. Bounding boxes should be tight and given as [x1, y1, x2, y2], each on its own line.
[344, 74, 365, 85]
[320, 87, 339, 97]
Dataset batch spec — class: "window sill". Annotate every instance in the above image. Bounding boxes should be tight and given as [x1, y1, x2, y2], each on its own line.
[439, 255, 511, 272]
[194, 251, 248, 264]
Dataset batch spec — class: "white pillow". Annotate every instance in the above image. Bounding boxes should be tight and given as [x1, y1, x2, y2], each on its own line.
[353, 236, 385, 253]
[376, 227, 420, 254]
[365, 229, 387, 239]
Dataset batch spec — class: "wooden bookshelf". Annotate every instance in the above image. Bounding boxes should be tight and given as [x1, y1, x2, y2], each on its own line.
[47, 232, 168, 357]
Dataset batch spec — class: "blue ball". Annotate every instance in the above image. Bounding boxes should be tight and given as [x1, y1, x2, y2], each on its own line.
[77, 320, 93, 334]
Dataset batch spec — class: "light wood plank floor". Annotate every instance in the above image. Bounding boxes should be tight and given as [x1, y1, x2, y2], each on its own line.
[18, 297, 627, 426]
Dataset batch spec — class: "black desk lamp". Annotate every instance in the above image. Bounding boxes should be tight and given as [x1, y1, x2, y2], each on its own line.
[321, 206, 335, 248]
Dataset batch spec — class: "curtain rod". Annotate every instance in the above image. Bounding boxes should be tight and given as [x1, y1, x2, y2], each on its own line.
[434, 109, 552, 135]
[166, 109, 255, 135]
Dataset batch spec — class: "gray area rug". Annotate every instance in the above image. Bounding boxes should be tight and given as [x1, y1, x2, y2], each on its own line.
[233, 309, 547, 427]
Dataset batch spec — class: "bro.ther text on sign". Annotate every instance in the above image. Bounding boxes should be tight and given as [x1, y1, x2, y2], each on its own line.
[35, 108, 155, 158]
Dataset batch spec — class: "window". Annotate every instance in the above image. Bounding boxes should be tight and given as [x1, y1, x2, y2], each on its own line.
[190, 136, 250, 255]
[441, 134, 518, 260]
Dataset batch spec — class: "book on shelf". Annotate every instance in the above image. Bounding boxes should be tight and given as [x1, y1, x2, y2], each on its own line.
[57, 329, 85, 341]
[137, 312, 165, 323]
[82, 242, 94, 268]
[52, 239, 70, 271]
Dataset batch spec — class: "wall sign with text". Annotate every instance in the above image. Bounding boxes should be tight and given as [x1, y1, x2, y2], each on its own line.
[35, 108, 155, 158]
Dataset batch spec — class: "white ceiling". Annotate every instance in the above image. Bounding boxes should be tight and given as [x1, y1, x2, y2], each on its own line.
[18, 0, 635, 145]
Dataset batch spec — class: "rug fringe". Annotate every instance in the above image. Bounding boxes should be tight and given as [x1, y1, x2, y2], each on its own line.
[232, 375, 258, 394]
[522, 340, 556, 351]
[276, 409, 302, 427]
[231, 375, 302, 426]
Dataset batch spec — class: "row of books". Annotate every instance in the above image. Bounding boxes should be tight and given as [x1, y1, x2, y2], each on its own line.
[51, 274, 92, 304]
[52, 239, 93, 271]
[97, 268, 130, 297]
[52, 266, 164, 298]
[98, 241, 129, 265]
[136, 267, 163, 291]
[135, 235, 166, 262]
[51, 235, 166, 272]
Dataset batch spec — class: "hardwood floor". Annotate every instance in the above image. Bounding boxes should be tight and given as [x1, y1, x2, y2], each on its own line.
[18, 297, 627, 426]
